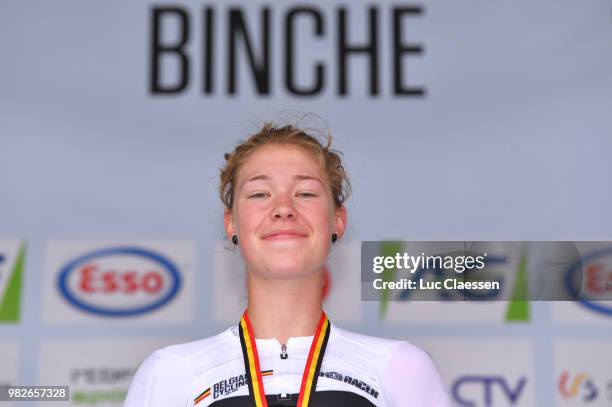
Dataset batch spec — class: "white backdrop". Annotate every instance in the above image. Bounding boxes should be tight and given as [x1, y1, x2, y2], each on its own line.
[1, 1, 612, 406]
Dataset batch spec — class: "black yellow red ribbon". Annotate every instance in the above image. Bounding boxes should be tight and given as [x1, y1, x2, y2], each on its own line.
[239, 310, 330, 407]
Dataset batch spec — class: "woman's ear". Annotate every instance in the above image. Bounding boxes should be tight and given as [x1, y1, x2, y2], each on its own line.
[333, 205, 347, 239]
[224, 207, 235, 240]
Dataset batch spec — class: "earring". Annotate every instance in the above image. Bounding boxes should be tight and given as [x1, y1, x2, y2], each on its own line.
[331, 233, 338, 243]
[232, 235, 238, 245]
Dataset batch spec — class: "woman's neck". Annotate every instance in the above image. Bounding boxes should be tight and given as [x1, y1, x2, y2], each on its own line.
[246, 270, 324, 345]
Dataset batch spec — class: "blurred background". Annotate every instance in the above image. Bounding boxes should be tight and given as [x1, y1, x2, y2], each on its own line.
[1, 1, 612, 406]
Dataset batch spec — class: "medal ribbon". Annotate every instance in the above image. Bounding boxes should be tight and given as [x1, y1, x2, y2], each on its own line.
[238, 310, 331, 407]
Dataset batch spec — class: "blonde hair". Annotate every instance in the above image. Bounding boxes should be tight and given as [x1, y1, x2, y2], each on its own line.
[219, 122, 351, 209]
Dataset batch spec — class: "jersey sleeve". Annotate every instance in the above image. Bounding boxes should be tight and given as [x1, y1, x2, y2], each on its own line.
[382, 341, 451, 407]
[124, 349, 195, 407]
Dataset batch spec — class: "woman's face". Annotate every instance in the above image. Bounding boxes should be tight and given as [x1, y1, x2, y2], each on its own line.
[224, 144, 346, 280]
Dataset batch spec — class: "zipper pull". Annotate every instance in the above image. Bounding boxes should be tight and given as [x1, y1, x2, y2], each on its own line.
[280, 343, 288, 359]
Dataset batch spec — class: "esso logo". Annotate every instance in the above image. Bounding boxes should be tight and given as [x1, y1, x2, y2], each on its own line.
[58, 247, 181, 317]
[565, 248, 612, 316]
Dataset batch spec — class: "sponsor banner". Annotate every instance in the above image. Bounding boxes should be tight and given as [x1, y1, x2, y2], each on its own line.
[39, 338, 187, 407]
[43, 240, 194, 324]
[0, 240, 25, 323]
[412, 338, 536, 407]
[554, 340, 612, 406]
[213, 241, 361, 323]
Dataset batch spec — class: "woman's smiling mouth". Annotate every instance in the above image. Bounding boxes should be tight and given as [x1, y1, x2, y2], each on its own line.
[262, 230, 308, 240]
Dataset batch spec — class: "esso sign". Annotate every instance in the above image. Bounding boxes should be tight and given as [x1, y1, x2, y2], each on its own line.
[78, 264, 164, 294]
[58, 247, 181, 317]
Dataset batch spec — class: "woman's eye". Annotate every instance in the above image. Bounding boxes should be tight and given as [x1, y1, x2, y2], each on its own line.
[297, 192, 317, 198]
[248, 192, 268, 199]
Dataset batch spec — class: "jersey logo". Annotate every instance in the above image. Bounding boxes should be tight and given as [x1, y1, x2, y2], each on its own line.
[195, 370, 274, 404]
[319, 371, 379, 399]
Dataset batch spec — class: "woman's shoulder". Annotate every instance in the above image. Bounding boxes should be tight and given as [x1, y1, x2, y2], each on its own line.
[329, 324, 435, 377]
[151, 327, 234, 362]
[330, 325, 450, 407]
[131, 327, 235, 386]
[124, 327, 236, 407]
[333, 325, 443, 374]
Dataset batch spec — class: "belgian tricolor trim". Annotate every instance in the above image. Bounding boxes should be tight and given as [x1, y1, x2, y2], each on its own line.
[238, 310, 331, 407]
[194, 387, 211, 404]
[239, 314, 267, 407]
[296, 313, 330, 407]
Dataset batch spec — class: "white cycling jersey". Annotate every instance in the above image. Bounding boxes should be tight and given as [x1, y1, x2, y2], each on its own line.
[124, 323, 450, 407]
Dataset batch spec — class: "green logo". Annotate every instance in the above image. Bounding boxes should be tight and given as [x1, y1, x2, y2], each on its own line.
[504, 243, 530, 322]
[0, 242, 25, 322]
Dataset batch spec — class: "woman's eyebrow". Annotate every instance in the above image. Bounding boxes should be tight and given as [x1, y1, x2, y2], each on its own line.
[294, 175, 324, 185]
[241, 174, 323, 188]
[237, 174, 269, 191]
[245, 174, 271, 184]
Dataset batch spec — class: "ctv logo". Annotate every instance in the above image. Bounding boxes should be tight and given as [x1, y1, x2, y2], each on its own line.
[565, 247, 612, 316]
[452, 375, 527, 407]
[558, 371, 598, 402]
[57, 246, 181, 317]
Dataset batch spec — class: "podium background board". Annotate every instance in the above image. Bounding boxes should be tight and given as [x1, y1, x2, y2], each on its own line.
[1, 1, 612, 406]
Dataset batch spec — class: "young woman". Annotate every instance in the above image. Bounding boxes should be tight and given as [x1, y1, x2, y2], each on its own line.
[125, 123, 450, 407]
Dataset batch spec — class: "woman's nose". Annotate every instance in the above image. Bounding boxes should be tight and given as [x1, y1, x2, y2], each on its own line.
[272, 194, 295, 219]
